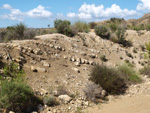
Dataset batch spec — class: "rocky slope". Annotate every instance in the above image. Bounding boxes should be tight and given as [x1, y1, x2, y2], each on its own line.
[0, 30, 150, 113]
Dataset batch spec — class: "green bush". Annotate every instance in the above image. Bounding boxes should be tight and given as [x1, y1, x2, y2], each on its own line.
[89, 65, 126, 95]
[54, 19, 74, 36]
[72, 21, 89, 33]
[0, 23, 36, 42]
[89, 22, 97, 29]
[0, 62, 42, 112]
[115, 27, 132, 47]
[2, 62, 25, 82]
[109, 23, 118, 32]
[95, 25, 110, 39]
[118, 63, 141, 84]
[139, 65, 150, 77]
[0, 80, 42, 112]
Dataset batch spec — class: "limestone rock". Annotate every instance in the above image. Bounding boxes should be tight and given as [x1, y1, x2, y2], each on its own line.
[58, 95, 72, 104]
[41, 60, 50, 67]
[36, 67, 47, 73]
[72, 68, 80, 73]
[33, 48, 42, 55]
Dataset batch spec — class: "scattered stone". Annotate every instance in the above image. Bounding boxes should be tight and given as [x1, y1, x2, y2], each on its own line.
[72, 68, 80, 73]
[88, 54, 96, 58]
[75, 62, 80, 67]
[31, 66, 46, 72]
[9, 111, 15, 113]
[70, 57, 76, 62]
[31, 60, 37, 64]
[36, 67, 47, 73]
[31, 66, 37, 72]
[58, 95, 72, 104]
[41, 60, 50, 67]
[33, 48, 42, 55]
[64, 56, 68, 59]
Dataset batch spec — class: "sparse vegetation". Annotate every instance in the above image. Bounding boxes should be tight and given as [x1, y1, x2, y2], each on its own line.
[89, 63, 141, 95]
[44, 95, 59, 106]
[57, 85, 68, 96]
[89, 22, 97, 29]
[0, 80, 42, 112]
[117, 63, 141, 84]
[139, 65, 150, 77]
[89, 65, 126, 95]
[0, 23, 37, 42]
[95, 25, 110, 39]
[83, 82, 103, 102]
[0, 62, 42, 112]
[54, 19, 73, 37]
[145, 42, 150, 60]
[72, 21, 89, 33]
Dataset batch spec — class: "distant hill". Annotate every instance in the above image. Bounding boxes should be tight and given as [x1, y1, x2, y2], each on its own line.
[127, 13, 150, 26]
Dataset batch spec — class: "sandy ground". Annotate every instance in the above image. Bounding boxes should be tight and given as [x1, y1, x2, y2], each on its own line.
[84, 94, 150, 113]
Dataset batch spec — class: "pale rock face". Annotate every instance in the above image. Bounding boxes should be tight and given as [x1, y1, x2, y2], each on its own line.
[30, 66, 47, 72]
[36, 67, 47, 73]
[72, 68, 80, 73]
[33, 48, 42, 55]
[41, 60, 50, 67]
[58, 95, 72, 104]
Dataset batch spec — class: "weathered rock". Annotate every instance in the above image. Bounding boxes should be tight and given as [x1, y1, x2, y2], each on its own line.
[89, 61, 96, 66]
[31, 66, 46, 72]
[76, 58, 81, 63]
[36, 67, 47, 73]
[81, 59, 85, 64]
[70, 57, 76, 62]
[41, 60, 50, 67]
[72, 68, 80, 73]
[33, 48, 42, 55]
[31, 66, 37, 72]
[9, 111, 15, 113]
[58, 95, 72, 104]
[31, 60, 37, 64]
[75, 62, 80, 67]
[88, 54, 96, 58]
[64, 56, 68, 59]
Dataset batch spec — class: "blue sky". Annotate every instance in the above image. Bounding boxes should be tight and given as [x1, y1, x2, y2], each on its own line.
[0, 0, 150, 28]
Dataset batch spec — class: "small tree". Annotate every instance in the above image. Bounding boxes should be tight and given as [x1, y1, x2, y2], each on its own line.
[95, 25, 110, 39]
[54, 19, 73, 36]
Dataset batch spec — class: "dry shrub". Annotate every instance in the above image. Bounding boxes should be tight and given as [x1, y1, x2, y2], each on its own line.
[83, 82, 104, 102]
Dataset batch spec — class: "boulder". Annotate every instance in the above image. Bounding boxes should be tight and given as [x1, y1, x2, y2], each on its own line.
[58, 95, 72, 104]
[41, 60, 50, 67]
[72, 68, 80, 73]
[33, 48, 42, 55]
[36, 67, 47, 73]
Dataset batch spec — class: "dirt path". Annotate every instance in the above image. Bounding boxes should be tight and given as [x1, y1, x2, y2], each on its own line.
[84, 94, 150, 113]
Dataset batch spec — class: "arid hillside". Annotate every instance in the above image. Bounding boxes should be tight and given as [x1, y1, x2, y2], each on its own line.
[0, 29, 150, 113]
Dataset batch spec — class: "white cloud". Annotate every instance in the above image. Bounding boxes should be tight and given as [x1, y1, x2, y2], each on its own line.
[67, 13, 76, 18]
[27, 5, 52, 19]
[67, 3, 139, 20]
[0, 4, 53, 21]
[137, 0, 150, 11]
[77, 13, 92, 19]
[1, 4, 23, 21]
[2, 4, 12, 10]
